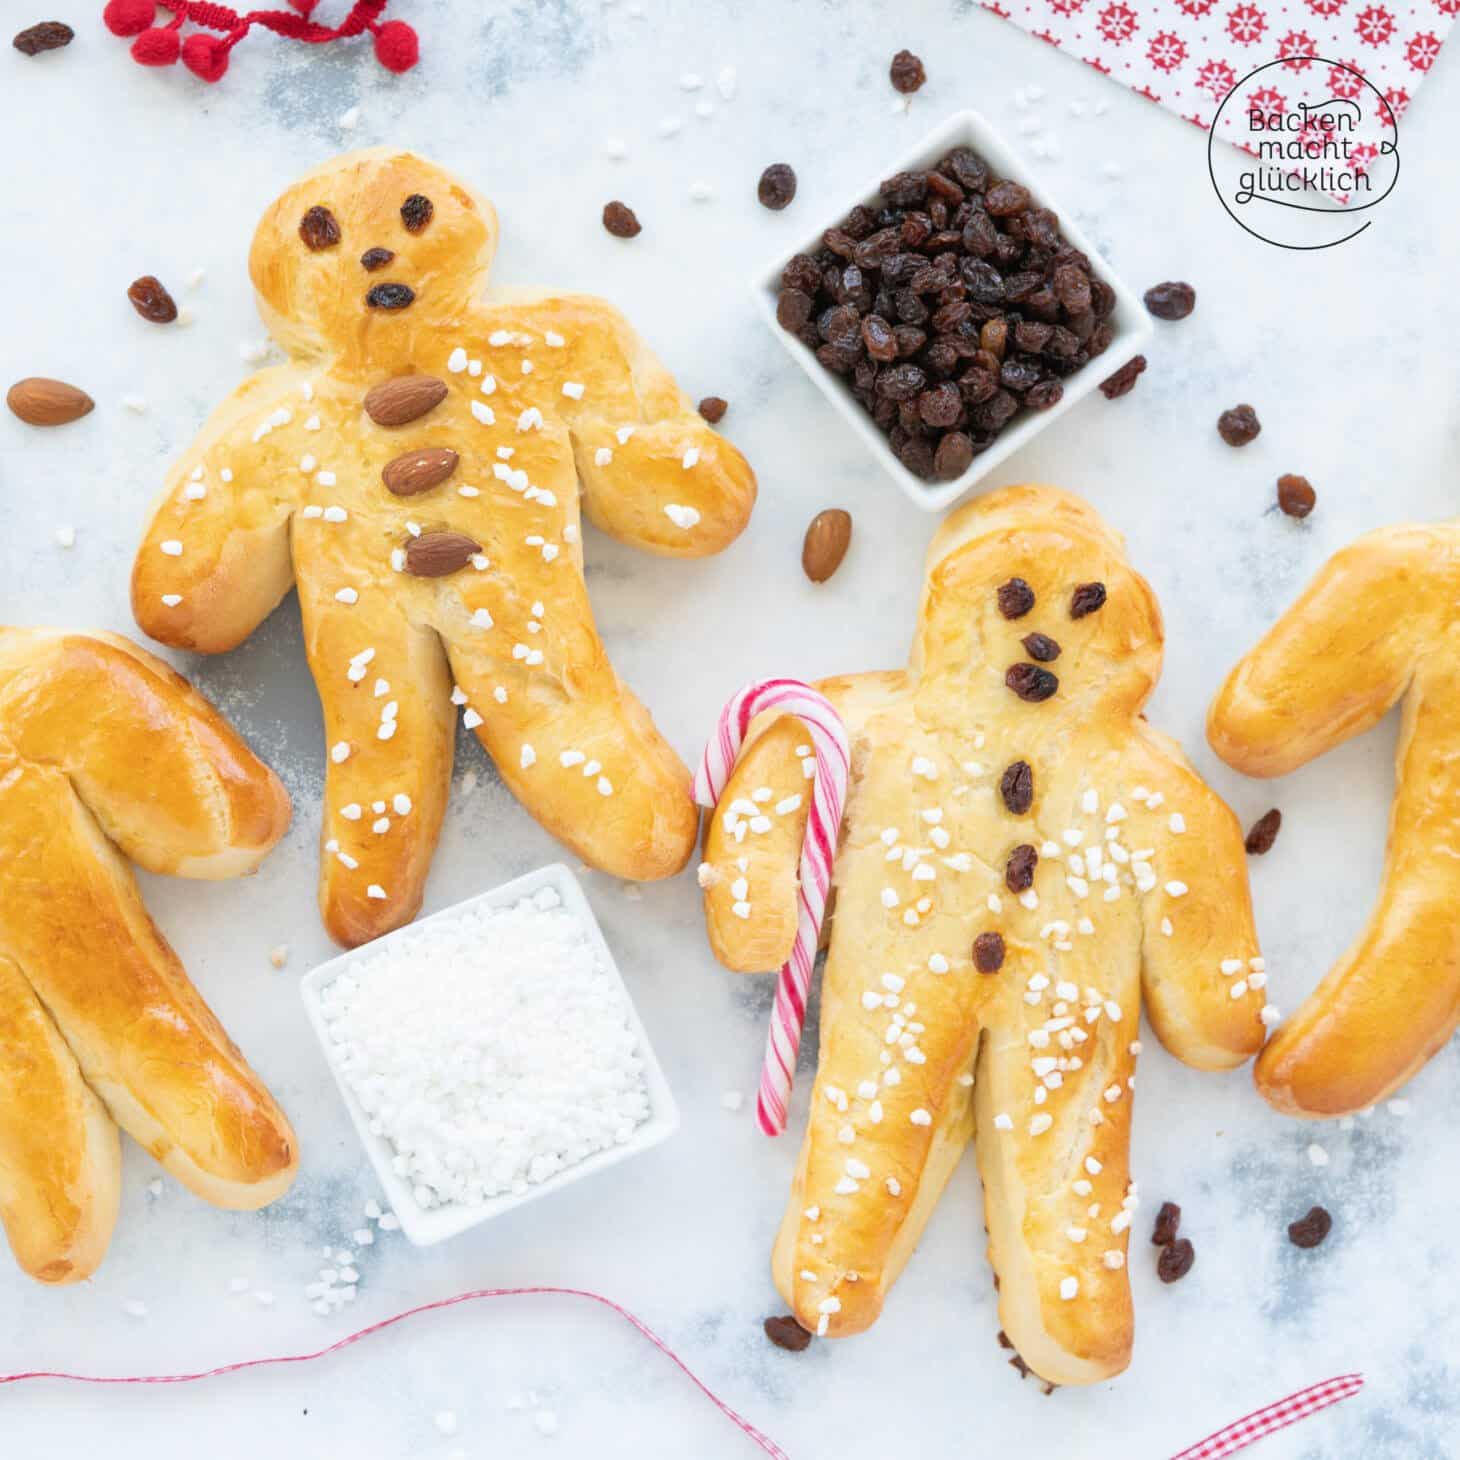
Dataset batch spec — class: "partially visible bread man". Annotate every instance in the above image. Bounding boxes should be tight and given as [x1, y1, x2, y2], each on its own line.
[0, 627, 297, 1284]
[1210, 522, 1460, 1117]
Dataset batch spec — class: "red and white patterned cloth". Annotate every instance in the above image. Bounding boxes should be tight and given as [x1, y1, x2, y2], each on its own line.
[980, 0, 1452, 148]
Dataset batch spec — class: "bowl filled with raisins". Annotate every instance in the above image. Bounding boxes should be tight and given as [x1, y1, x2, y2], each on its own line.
[756, 111, 1153, 511]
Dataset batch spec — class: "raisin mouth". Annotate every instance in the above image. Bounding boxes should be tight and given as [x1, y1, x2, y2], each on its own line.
[366, 282, 416, 310]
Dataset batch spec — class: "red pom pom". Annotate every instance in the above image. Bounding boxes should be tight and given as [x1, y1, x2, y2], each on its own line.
[131, 25, 180, 66]
[373, 20, 418, 73]
[103, 0, 156, 37]
[181, 32, 230, 83]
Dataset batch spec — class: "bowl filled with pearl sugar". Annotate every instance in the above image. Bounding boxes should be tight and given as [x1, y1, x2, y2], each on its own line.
[300, 863, 679, 1246]
[753, 109, 1153, 512]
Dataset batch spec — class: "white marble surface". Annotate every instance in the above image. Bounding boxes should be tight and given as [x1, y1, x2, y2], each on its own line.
[3, 3, 1458, 1456]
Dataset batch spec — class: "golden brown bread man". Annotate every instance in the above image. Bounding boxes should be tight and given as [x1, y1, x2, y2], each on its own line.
[700, 486, 1267, 1385]
[0, 627, 298, 1285]
[131, 148, 758, 948]
[1208, 523, 1460, 1117]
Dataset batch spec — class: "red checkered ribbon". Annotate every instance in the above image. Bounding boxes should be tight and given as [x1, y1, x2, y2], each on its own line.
[0, 1285, 789, 1460]
[1169, 1372, 1364, 1459]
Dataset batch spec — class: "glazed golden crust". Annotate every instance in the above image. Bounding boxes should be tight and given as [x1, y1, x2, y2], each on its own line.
[0, 629, 297, 1284]
[700, 486, 1265, 1383]
[132, 148, 755, 946]
[1209, 525, 1460, 1116]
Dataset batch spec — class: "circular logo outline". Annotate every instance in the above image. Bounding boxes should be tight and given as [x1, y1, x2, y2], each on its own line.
[1206, 58, 1400, 252]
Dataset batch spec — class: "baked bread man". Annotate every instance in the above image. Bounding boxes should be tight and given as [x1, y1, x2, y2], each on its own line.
[0, 628, 298, 1285]
[699, 486, 1267, 1384]
[1209, 522, 1460, 1117]
[132, 148, 757, 947]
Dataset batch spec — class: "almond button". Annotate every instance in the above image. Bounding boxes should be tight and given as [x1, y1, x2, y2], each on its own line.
[801, 508, 852, 584]
[7, 377, 95, 426]
[382, 447, 459, 496]
[364, 373, 449, 427]
[404, 530, 482, 578]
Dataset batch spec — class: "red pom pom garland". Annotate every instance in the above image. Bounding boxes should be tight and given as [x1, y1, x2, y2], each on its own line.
[103, 0, 157, 36]
[103, 0, 417, 83]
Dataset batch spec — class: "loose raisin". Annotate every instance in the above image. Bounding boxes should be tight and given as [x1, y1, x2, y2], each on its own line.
[1070, 582, 1107, 619]
[1218, 403, 1261, 446]
[1244, 809, 1282, 856]
[698, 396, 728, 424]
[1157, 1238, 1195, 1284]
[360, 247, 395, 271]
[973, 931, 1006, 974]
[1144, 281, 1196, 321]
[1005, 844, 1038, 894]
[602, 200, 642, 238]
[13, 21, 73, 54]
[1006, 663, 1059, 702]
[1277, 474, 1316, 518]
[1100, 356, 1146, 400]
[299, 205, 342, 252]
[889, 49, 926, 93]
[1021, 632, 1060, 662]
[1287, 1206, 1332, 1249]
[758, 164, 798, 211]
[1152, 1202, 1182, 1246]
[400, 193, 434, 232]
[764, 1315, 813, 1351]
[366, 283, 415, 310]
[127, 275, 178, 324]
[1000, 760, 1034, 815]
[997, 578, 1035, 619]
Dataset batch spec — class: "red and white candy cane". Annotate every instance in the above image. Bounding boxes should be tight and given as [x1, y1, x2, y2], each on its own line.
[695, 678, 850, 1137]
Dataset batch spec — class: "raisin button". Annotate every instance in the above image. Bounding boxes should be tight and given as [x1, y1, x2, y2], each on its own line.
[1006, 664, 1058, 702]
[1021, 632, 1061, 662]
[973, 932, 1006, 974]
[1218, 404, 1261, 446]
[1000, 760, 1034, 815]
[1005, 844, 1038, 894]
[366, 283, 415, 310]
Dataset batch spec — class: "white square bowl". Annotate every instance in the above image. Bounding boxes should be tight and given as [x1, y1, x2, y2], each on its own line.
[300, 862, 680, 1246]
[753, 109, 1154, 513]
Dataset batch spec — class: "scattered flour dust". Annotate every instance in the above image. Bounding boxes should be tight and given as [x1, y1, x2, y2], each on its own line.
[320, 886, 651, 1209]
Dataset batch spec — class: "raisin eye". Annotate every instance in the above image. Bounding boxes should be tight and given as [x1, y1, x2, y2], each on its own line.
[401, 194, 434, 233]
[299, 205, 341, 251]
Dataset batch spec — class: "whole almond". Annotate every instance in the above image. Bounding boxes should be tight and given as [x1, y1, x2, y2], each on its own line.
[801, 508, 852, 583]
[404, 530, 482, 578]
[383, 446, 459, 497]
[364, 374, 448, 428]
[7, 377, 95, 427]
